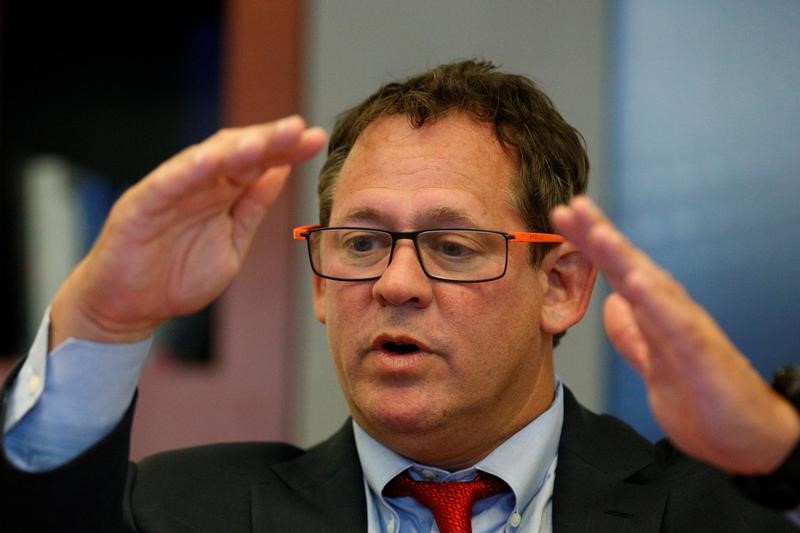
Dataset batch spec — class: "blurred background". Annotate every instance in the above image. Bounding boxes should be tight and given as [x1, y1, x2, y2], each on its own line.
[1, 0, 798, 459]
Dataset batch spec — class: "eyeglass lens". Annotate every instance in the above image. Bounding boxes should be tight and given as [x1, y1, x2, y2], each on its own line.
[308, 229, 508, 281]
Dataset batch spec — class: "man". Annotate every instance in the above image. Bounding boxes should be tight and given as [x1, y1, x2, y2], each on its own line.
[1, 60, 798, 531]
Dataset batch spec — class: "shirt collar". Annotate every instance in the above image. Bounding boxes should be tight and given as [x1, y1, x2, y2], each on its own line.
[353, 379, 564, 512]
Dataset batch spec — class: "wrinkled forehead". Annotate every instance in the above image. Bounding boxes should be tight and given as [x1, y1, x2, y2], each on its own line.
[329, 114, 522, 230]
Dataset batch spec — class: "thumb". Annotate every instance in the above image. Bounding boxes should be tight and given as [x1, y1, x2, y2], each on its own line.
[249, 164, 293, 208]
[604, 292, 651, 376]
[230, 165, 292, 256]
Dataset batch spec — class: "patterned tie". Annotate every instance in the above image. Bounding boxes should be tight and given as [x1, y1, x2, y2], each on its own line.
[383, 470, 510, 533]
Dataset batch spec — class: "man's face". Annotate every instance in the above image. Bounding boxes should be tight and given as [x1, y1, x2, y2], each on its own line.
[312, 113, 556, 468]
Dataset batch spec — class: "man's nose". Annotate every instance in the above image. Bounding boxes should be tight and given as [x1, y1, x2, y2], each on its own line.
[371, 241, 434, 307]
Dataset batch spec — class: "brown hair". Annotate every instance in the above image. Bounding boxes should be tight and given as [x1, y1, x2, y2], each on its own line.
[318, 59, 589, 266]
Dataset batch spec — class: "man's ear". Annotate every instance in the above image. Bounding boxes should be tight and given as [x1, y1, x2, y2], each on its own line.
[311, 275, 327, 324]
[539, 243, 597, 334]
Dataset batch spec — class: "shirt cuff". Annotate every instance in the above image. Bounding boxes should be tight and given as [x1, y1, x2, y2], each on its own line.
[3, 308, 151, 471]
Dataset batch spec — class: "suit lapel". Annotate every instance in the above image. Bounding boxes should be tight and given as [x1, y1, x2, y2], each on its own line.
[553, 388, 668, 533]
[253, 421, 367, 532]
[250, 391, 668, 532]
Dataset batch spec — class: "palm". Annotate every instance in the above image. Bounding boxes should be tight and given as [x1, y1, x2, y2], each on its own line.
[603, 293, 765, 468]
[52, 118, 326, 344]
[553, 196, 800, 474]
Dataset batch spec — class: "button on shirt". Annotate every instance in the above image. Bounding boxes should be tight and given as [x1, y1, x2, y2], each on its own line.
[5, 318, 800, 529]
[3, 309, 151, 470]
[353, 382, 564, 533]
[4, 312, 562, 531]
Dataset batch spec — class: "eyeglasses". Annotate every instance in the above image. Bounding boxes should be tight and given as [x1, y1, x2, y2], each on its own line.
[293, 225, 564, 283]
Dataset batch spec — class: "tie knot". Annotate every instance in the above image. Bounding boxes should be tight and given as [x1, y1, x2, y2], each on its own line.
[383, 471, 510, 533]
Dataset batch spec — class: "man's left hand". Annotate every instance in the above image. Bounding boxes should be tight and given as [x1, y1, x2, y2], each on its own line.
[552, 196, 800, 475]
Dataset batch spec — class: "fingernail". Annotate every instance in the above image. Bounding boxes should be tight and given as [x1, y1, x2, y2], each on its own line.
[275, 115, 302, 134]
[236, 132, 261, 152]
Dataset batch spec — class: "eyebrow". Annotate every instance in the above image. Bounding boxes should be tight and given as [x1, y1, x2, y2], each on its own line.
[427, 207, 479, 227]
[339, 207, 383, 225]
[339, 206, 479, 228]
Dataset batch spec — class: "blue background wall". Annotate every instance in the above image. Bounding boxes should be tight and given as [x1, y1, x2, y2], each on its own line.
[609, 0, 800, 440]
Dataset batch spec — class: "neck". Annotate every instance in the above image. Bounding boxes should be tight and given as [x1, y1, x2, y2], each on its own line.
[363, 367, 556, 471]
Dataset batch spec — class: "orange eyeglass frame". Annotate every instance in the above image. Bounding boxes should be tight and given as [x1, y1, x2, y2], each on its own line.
[292, 224, 565, 243]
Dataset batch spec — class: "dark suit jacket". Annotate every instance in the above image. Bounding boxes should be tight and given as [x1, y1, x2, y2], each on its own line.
[0, 361, 794, 532]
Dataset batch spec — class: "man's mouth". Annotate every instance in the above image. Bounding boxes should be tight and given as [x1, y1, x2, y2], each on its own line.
[371, 334, 430, 356]
[382, 341, 421, 355]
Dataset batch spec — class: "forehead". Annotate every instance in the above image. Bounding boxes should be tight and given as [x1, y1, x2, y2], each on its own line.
[331, 113, 520, 228]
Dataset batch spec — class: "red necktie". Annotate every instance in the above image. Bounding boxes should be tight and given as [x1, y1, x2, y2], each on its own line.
[383, 471, 510, 533]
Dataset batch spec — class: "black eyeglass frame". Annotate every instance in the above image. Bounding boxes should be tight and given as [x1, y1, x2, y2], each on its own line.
[293, 225, 565, 283]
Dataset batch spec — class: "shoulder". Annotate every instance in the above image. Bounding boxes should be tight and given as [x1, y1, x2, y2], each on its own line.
[557, 387, 795, 531]
[127, 441, 306, 530]
[125, 423, 366, 532]
[136, 440, 305, 481]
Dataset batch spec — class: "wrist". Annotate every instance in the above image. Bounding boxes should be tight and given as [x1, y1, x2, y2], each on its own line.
[757, 394, 800, 474]
[734, 365, 800, 510]
[50, 281, 155, 349]
[735, 438, 800, 510]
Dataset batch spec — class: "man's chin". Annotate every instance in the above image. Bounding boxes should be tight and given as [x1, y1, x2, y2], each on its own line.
[354, 398, 447, 439]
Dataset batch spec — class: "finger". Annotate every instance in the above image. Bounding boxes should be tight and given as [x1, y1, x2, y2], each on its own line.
[609, 265, 748, 401]
[552, 197, 698, 331]
[165, 117, 309, 191]
[151, 118, 301, 196]
[607, 283, 692, 383]
[218, 121, 327, 186]
[552, 196, 653, 288]
[603, 292, 651, 376]
[229, 165, 292, 257]
[622, 265, 724, 358]
[229, 126, 327, 185]
[245, 127, 327, 186]
[133, 117, 326, 214]
[553, 197, 726, 368]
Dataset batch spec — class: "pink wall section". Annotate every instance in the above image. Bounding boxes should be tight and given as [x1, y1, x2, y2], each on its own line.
[129, 203, 300, 458]
[129, 0, 307, 459]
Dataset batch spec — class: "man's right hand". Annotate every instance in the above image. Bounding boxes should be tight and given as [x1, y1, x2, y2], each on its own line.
[50, 116, 327, 348]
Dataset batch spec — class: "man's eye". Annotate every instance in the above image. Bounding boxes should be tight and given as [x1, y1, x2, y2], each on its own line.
[343, 234, 380, 253]
[429, 235, 482, 259]
[438, 241, 471, 257]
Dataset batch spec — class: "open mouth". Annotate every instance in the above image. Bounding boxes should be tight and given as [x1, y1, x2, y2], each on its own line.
[383, 341, 420, 355]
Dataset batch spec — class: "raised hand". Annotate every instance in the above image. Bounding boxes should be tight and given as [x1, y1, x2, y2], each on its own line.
[551, 196, 800, 475]
[50, 116, 327, 348]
